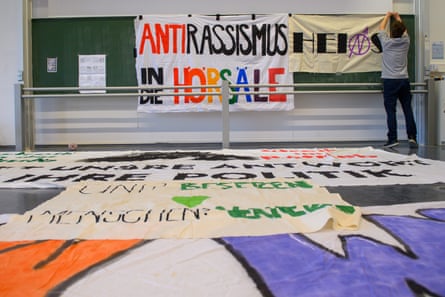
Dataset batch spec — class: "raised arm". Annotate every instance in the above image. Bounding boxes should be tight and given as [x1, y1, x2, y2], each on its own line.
[379, 11, 392, 31]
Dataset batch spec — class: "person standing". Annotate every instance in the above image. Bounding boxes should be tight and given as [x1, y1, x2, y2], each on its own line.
[378, 12, 418, 149]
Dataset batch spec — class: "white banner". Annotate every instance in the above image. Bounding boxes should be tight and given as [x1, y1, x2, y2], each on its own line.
[1, 147, 445, 188]
[288, 15, 383, 73]
[135, 14, 294, 113]
[0, 179, 361, 240]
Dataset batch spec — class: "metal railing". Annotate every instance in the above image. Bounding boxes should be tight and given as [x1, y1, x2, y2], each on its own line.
[15, 81, 429, 151]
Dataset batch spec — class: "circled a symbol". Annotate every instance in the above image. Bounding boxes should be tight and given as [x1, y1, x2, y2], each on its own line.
[348, 32, 371, 58]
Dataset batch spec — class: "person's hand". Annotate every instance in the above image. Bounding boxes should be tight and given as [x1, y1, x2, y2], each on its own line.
[392, 12, 402, 22]
[380, 12, 393, 30]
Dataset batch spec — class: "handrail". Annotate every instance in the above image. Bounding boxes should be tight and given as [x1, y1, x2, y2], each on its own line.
[22, 81, 427, 93]
[22, 84, 221, 92]
[15, 81, 429, 151]
[21, 92, 222, 98]
[21, 82, 428, 99]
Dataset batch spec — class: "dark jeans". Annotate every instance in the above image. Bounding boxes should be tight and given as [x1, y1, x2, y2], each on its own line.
[382, 79, 417, 142]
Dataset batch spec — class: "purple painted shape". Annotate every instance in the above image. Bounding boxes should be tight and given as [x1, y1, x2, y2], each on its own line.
[223, 211, 445, 297]
[419, 208, 445, 221]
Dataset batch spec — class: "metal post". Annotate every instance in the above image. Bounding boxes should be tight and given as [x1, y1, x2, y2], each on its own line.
[22, 0, 34, 151]
[221, 80, 230, 149]
[23, 98, 34, 151]
[414, 0, 426, 145]
[425, 79, 437, 145]
[14, 84, 24, 151]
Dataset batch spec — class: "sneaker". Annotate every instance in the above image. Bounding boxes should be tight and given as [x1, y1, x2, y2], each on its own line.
[408, 138, 418, 149]
[383, 140, 399, 148]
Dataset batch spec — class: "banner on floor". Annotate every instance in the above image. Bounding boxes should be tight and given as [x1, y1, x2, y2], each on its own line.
[288, 15, 383, 73]
[1, 147, 445, 188]
[135, 14, 293, 113]
[1, 202, 444, 296]
[0, 179, 360, 240]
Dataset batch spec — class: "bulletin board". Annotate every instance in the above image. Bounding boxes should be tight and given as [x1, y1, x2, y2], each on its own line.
[32, 17, 137, 88]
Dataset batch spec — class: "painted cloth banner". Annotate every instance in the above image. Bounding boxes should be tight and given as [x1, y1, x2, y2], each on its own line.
[135, 14, 294, 113]
[0, 179, 361, 241]
[1, 201, 444, 297]
[288, 15, 383, 73]
[1, 147, 445, 188]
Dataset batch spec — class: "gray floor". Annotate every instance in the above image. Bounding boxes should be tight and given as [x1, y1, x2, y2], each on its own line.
[1, 141, 445, 215]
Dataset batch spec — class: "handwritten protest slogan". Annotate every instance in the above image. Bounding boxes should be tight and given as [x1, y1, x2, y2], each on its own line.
[288, 15, 383, 73]
[134, 14, 386, 113]
[1, 147, 445, 296]
[135, 14, 293, 113]
[1, 147, 445, 188]
[0, 179, 360, 240]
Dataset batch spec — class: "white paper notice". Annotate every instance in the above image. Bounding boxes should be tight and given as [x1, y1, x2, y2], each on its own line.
[78, 54, 106, 93]
[432, 41, 444, 60]
[47, 57, 58, 73]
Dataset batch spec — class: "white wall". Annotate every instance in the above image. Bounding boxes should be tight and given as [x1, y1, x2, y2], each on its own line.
[394, 0, 415, 14]
[0, 0, 22, 146]
[426, 0, 445, 145]
[39, 0, 391, 17]
[427, 0, 445, 72]
[2, 0, 431, 147]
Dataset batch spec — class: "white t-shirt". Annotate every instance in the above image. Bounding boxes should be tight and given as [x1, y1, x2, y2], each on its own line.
[377, 30, 410, 79]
